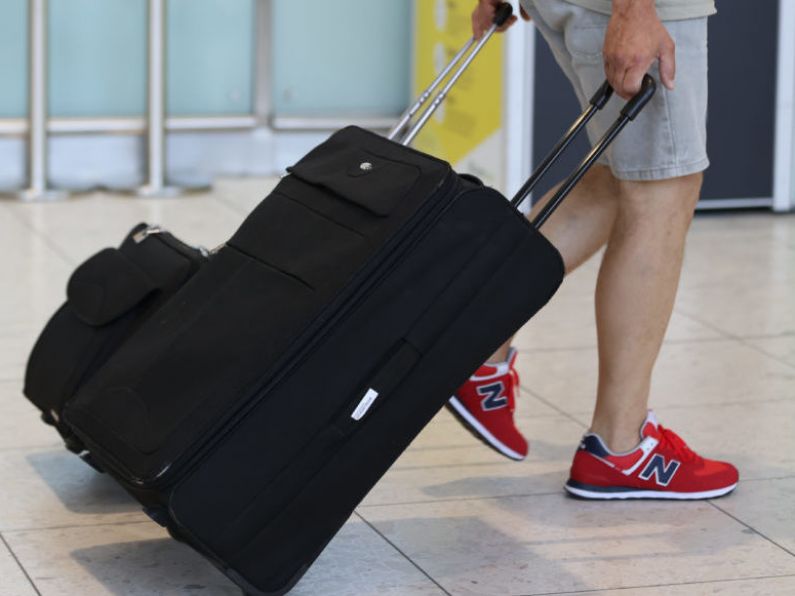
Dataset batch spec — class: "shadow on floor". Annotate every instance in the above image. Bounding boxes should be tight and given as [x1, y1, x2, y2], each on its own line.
[26, 449, 139, 514]
[359, 514, 591, 596]
[72, 538, 239, 596]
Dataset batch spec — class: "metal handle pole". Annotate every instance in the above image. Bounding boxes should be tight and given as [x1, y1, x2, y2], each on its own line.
[531, 116, 629, 230]
[138, 0, 182, 197]
[386, 38, 475, 141]
[510, 82, 612, 209]
[529, 76, 655, 228]
[21, 0, 64, 200]
[509, 105, 598, 209]
[401, 25, 499, 147]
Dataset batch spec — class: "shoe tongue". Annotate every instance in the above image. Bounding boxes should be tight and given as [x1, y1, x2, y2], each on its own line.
[475, 362, 501, 377]
[477, 350, 515, 378]
[507, 347, 518, 368]
[640, 410, 660, 439]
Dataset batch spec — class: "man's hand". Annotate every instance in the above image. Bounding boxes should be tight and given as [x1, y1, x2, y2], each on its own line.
[472, 1, 531, 40]
[604, 0, 675, 99]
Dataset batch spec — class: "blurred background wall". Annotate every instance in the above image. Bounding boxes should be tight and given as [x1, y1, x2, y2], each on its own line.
[1, 0, 794, 212]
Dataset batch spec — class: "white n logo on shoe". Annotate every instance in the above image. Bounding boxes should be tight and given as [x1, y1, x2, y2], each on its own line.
[639, 454, 680, 486]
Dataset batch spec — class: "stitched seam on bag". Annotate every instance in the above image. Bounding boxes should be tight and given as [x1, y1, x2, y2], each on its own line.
[276, 191, 369, 241]
[226, 244, 315, 292]
[289, 151, 422, 217]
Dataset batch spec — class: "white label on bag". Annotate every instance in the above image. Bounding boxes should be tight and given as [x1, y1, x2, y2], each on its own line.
[351, 388, 380, 421]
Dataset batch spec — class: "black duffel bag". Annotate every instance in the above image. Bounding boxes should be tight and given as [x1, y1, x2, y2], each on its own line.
[24, 223, 208, 456]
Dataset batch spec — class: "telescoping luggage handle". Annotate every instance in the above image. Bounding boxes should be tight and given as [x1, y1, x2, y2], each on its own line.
[388, 3, 515, 145]
[389, 2, 657, 229]
[524, 75, 656, 229]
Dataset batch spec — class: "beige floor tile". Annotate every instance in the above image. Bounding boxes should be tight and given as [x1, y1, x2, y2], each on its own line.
[294, 516, 447, 596]
[675, 281, 795, 338]
[360, 495, 795, 596]
[0, 380, 63, 450]
[6, 192, 243, 265]
[571, 575, 795, 595]
[0, 537, 37, 596]
[689, 212, 795, 240]
[681, 218, 795, 290]
[0, 447, 145, 532]
[1, 284, 65, 342]
[0, 333, 37, 382]
[512, 289, 721, 352]
[3, 522, 239, 596]
[212, 176, 280, 216]
[363, 416, 584, 506]
[745, 334, 795, 368]
[515, 339, 795, 414]
[716, 477, 795, 555]
[3, 517, 445, 596]
[514, 389, 564, 420]
[0, 212, 72, 336]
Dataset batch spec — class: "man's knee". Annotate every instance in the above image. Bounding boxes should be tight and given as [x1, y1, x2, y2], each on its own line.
[580, 164, 620, 198]
[616, 172, 703, 224]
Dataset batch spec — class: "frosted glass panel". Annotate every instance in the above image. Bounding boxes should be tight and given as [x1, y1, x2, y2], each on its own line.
[0, 0, 28, 117]
[49, 0, 147, 117]
[272, 0, 411, 117]
[168, 0, 255, 115]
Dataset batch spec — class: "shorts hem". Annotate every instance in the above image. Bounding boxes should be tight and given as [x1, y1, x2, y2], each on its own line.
[611, 158, 710, 181]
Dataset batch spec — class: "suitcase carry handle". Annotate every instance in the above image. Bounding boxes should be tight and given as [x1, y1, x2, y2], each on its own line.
[517, 75, 658, 229]
[389, 2, 514, 146]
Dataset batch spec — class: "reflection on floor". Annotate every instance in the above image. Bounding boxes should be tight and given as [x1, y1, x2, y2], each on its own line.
[1, 179, 794, 595]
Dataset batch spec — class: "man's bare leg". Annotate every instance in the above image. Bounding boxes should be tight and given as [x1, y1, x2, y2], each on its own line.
[489, 164, 619, 362]
[490, 171, 700, 453]
[589, 173, 701, 451]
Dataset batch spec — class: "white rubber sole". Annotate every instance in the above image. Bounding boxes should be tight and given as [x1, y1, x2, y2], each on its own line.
[447, 396, 525, 461]
[565, 481, 738, 501]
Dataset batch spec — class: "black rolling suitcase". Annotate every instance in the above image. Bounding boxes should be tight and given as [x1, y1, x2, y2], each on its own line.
[59, 5, 656, 594]
[23, 224, 208, 456]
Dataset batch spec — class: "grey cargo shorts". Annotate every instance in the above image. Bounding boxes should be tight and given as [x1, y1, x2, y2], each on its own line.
[521, 0, 710, 181]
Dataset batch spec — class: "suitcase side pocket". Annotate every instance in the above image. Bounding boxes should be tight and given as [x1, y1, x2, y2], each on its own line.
[170, 339, 421, 557]
[334, 339, 421, 433]
[287, 145, 421, 217]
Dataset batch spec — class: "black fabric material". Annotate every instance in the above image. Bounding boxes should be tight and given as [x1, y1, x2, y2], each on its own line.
[23, 225, 206, 444]
[287, 145, 421, 216]
[63, 126, 565, 595]
[68, 248, 157, 326]
[65, 126, 450, 482]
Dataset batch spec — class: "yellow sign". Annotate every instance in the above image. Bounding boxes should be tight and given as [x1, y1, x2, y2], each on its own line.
[412, 0, 505, 183]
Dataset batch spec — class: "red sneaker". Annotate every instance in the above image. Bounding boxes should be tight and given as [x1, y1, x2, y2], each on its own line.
[447, 348, 528, 461]
[566, 411, 738, 500]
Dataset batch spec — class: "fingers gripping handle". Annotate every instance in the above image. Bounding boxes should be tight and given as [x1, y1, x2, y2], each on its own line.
[621, 75, 656, 120]
[493, 2, 514, 27]
[589, 80, 613, 109]
[587, 75, 652, 116]
[395, 3, 513, 146]
[386, 39, 475, 141]
[528, 77, 658, 230]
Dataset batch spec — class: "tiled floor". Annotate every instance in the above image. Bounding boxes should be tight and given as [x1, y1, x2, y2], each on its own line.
[1, 180, 794, 595]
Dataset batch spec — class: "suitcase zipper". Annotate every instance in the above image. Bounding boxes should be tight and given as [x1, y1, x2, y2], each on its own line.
[131, 170, 460, 489]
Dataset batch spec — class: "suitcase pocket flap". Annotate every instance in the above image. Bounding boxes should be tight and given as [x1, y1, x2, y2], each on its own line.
[67, 248, 157, 326]
[287, 146, 421, 216]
